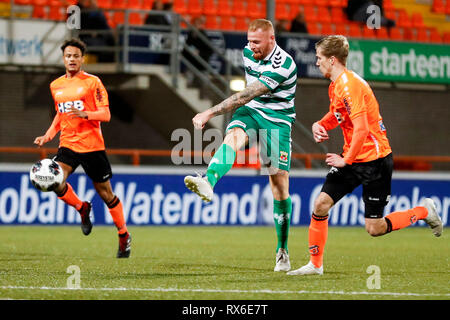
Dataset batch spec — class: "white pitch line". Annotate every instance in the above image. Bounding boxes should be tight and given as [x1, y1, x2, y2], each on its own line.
[0, 286, 449, 297]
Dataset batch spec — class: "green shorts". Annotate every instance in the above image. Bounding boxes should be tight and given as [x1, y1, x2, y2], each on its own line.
[225, 106, 293, 172]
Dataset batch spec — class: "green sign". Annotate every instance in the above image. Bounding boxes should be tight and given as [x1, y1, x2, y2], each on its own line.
[347, 40, 450, 84]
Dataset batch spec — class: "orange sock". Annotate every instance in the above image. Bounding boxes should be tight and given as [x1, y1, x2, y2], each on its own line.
[384, 206, 428, 232]
[309, 213, 328, 268]
[107, 196, 128, 235]
[57, 183, 83, 211]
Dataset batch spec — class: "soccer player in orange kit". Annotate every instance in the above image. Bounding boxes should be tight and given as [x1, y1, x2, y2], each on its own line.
[287, 35, 443, 276]
[34, 38, 131, 258]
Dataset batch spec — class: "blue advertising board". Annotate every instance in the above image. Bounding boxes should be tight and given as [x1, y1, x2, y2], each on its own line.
[0, 165, 449, 227]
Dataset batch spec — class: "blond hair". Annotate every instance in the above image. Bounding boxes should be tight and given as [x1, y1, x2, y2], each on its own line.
[248, 19, 274, 34]
[315, 35, 349, 66]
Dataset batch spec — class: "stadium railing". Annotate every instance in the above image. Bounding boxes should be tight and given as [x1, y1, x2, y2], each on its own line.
[1, 146, 450, 170]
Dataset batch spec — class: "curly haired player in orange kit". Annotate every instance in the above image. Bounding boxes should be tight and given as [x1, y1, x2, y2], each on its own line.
[33, 38, 131, 258]
[287, 35, 443, 276]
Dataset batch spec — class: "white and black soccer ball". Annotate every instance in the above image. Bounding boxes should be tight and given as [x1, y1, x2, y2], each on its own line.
[29, 159, 64, 192]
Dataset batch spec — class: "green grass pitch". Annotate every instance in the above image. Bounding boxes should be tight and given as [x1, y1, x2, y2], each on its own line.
[0, 225, 448, 300]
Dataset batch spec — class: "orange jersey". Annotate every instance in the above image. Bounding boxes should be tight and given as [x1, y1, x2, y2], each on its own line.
[328, 69, 391, 163]
[50, 71, 109, 153]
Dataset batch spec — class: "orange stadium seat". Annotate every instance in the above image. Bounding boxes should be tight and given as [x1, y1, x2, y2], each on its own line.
[219, 15, 234, 30]
[205, 15, 218, 29]
[330, 6, 346, 23]
[411, 12, 425, 29]
[307, 22, 320, 35]
[383, 0, 394, 11]
[299, 0, 314, 5]
[127, 0, 141, 9]
[97, 0, 112, 9]
[303, 5, 317, 23]
[32, 0, 48, 5]
[15, 0, 32, 5]
[217, 0, 232, 16]
[429, 28, 442, 43]
[314, 0, 328, 6]
[141, 0, 154, 9]
[389, 27, 403, 40]
[396, 9, 412, 28]
[432, 0, 445, 14]
[276, 2, 290, 20]
[403, 27, 414, 41]
[329, 0, 343, 7]
[173, 0, 187, 15]
[362, 27, 376, 39]
[234, 17, 248, 31]
[247, 0, 264, 19]
[443, 32, 450, 44]
[348, 23, 362, 38]
[111, 0, 126, 9]
[203, 0, 217, 16]
[415, 28, 428, 42]
[32, 5, 47, 19]
[446, 0, 450, 14]
[317, 6, 331, 24]
[232, 0, 246, 18]
[113, 10, 125, 25]
[321, 23, 333, 35]
[334, 23, 348, 36]
[376, 27, 389, 40]
[49, 6, 64, 21]
[187, 0, 201, 16]
[129, 12, 144, 25]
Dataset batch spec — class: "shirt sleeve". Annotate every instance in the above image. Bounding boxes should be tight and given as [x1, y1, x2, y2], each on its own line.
[93, 78, 109, 108]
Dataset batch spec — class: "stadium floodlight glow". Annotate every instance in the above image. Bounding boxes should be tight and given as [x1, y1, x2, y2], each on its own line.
[230, 78, 246, 92]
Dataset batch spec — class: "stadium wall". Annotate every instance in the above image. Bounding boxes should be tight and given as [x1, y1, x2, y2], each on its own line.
[0, 164, 449, 227]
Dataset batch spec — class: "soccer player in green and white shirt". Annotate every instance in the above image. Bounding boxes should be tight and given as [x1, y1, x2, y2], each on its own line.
[184, 19, 298, 272]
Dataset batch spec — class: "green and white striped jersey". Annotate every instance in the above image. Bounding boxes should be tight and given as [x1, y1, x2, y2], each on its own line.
[243, 44, 298, 127]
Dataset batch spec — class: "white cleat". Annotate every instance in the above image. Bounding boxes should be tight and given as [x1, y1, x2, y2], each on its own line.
[287, 261, 323, 276]
[184, 175, 213, 202]
[422, 198, 443, 237]
[274, 248, 291, 272]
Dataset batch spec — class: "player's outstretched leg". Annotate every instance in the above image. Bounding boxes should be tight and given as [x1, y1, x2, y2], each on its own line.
[184, 143, 236, 202]
[105, 195, 132, 258]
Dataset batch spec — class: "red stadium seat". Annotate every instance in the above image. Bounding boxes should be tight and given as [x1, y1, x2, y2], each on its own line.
[127, 0, 141, 9]
[217, 0, 232, 16]
[429, 28, 442, 43]
[389, 27, 403, 41]
[321, 23, 333, 35]
[205, 15, 218, 30]
[303, 5, 317, 23]
[334, 23, 348, 36]
[129, 12, 144, 25]
[446, 0, 450, 15]
[247, 0, 264, 19]
[306, 22, 320, 35]
[403, 27, 414, 41]
[383, 0, 394, 11]
[203, 0, 216, 16]
[173, 0, 187, 15]
[317, 6, 331, 24]
[113, 10, 125, 25]
[48, 5, 64, 21]
[111, 0, 126, 9]
[314, 0, 328, 6]
[348, 23, 362, 38]
[329, 0, 343, 7]
[219, 15, 234, 30]
[187, 0, 202, 16]
[376, 27, 389, 40]
[234, 17, 248, 31]
[411, 12, 425, 29]
[415, 28, 428, 42]
[432, 0, 445, 14]
[32, 5, 47, 19]
[396, 9, 411, 28]
[443, 32, 450, 44]
[141, 0, 154, 9]
[330, 7, 345, 24]
[362, 27, 376, 39]
[276, 2, 290, 20]
[97, 0, 113, 9]
[232, 0, 246, 18]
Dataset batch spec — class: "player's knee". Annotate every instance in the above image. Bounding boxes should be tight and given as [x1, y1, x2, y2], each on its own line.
[314, 197, 332, 216]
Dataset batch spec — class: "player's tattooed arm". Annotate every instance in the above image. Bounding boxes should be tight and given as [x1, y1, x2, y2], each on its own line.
[210, 80, 270, 116]
[192, 81, 270, 129]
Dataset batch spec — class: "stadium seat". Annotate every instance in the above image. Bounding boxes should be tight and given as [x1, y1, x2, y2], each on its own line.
[330, 6, 345, 23]
[443, 32, 450, 44]
[97, 0, 113, 9]
[205, 15, 218, 30]
[112, 0, 127, 9]
[334, 23, 348, 36]
[49, 5, 64, 20]
[113, 10, 125, 25]
[396, 9, 411, 28]
[31, 0, 48, 5]
[375, 27, 389, 40]
[299, 0, 314, 5]
[383, 0, 394, 11]
[234, 16, 248, 31]
[129, 12, 144, 25]
[247, 0, 264, 19]
[173, 0, 187, 15]
[446, 0, 450, 15]
[415, 28, 428, 42]
[314, 0, 328, 6]
[307, 22, 320, 35]
[232, 0, 246, 18]
[348, 23, 362, 38]
[187, 0, 202, 16]
[317, 6, 331, 24]
[32, 5, 48, 19]
[411, 12, 425, 29]
[203, 0, 216, 16]
[127, 0, 141, 9]
[217, 0, 232, 16]
[362, 26, 376, 39]
[141, 0, 154, 9]
[219, 15, 234, 30]
[275, 2, 290, 20]
[321, 23, 333, 35]
[403, 27, 415, 41]
[432, 0, 445, 14]
[303, 5, 317, 23]
[329, 0, 343, 7]
[429, 28, 442, 43]
[389, 27, 403, 41]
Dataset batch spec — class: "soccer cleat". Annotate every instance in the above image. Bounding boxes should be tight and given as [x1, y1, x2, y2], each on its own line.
[422, 198, 443, 237]
[274, 248, 291, 272]
[117, 232, 132, 258]
[78, 201, 92, 236]
[184, 174, 213, 202]
[287, 261, 323, 276]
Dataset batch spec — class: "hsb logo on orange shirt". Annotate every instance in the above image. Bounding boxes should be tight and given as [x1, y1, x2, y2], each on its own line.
[58, 100, 84, 113]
